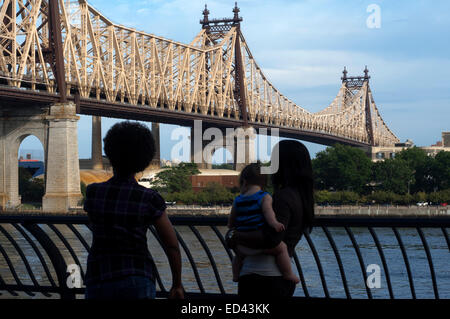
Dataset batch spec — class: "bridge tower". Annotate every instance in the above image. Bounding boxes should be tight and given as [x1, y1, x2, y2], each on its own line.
[198, 3, 256, 171]
[341, 66, 375, 146]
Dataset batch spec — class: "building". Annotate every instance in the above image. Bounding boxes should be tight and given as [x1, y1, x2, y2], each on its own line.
[79, 157, 112, 171]
[18, 154, 44, 178]
[160, 159, 183, 168]
[368, 132, 450, 162]
[190, 169, 240, 192]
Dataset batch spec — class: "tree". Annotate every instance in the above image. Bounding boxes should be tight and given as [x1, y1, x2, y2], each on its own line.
[314, 190, 331, 205]
[212, 163, 234, 170]
[372, 158, 414, 194]
[368, 191, 396, 205]
[312, 144, 372, 193]
[413, 191, 427, 203]
[18, 167, 44, 203]
[200, 182, 235, 204]
[80, 182, 87, 204]
[395, 147, 432, 193]
[153, 162, 200, 193]
[431, 151, 450, 191]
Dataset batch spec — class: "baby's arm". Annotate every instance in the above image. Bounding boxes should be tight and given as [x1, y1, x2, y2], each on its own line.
[228, 203, 237, 229]
[261, 194, 285, 232]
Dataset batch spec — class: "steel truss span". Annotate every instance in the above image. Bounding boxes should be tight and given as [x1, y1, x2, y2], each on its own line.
[0, 0, 399, 146]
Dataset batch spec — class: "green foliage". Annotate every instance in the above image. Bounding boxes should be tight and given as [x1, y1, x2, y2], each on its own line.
[212, 163, 234, 170]
[366, 191, 397, 205]
[314, 190, 360, 205]
[164, 190, 197, 205]
[339, 191, 360, 204]
[432, 151, 450, 191]
[164, 182, 238, 205]
[202, 182, 236, 204]
[394, 193, 414, 205]
[311, 144, 450, 205]
[18, 167, 44, 203]
[150, 148, 450, 207]
[413, 191, 427, 203]
[313, 144, 372, 193]
[395, 147, 432, 193]
[427, 189, 450, 204]
[314, 190, 331, 205]
[153, 162, 200, 193]
[154, 162, 243, 205]
[373, 158, 414, 194]
[80, 182, 87, 203]
[315, 190, 450, 206]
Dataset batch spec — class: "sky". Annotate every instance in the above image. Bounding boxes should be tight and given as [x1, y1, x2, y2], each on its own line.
[19, 0, 450, 162]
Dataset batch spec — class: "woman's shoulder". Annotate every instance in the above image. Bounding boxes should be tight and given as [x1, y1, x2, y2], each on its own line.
[85, 181, 105, 196]
[144, 187, 166, 202]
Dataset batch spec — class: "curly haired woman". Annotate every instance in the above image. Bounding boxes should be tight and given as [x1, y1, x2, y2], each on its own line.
[84, 121, 184, 299]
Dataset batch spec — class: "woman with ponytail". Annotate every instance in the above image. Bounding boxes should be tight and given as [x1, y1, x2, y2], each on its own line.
[227, 139, 314, 297]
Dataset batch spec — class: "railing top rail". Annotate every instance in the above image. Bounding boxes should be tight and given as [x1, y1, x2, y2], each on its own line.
[0, 214, 449, 227]
[0, 213, 448, 299]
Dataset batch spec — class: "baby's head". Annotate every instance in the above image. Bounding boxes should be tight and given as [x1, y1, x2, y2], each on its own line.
[239, 162, 266, 192]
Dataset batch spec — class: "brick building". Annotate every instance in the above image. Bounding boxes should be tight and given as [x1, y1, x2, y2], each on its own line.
[190, 169, 240, 192]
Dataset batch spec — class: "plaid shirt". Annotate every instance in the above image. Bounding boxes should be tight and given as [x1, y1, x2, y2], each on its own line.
[83, 176, 166, 285]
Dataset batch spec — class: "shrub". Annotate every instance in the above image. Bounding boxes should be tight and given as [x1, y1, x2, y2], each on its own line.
[413, 192, 427, 203]
[18, 167, 44, 203]
[339, 191, 360, 204]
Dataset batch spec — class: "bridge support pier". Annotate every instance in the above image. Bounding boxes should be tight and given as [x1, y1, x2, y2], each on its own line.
[234, 126, 256, 171]
[190, 124, 256, 171]
[0, 103, 81, 212]
[0, 107, 49, 209]
[190, 126, 209, 169]
[149, 122, 161, 169]
[91, 116, 103, 170]
[202, 135, 234, 170]
[42, 102, 82, 213]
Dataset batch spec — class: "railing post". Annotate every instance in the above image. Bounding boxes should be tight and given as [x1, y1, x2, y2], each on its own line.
[22, 223, 76, 299]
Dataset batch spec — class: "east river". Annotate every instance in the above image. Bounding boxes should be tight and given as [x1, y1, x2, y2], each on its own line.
[0, 222, 449, 299]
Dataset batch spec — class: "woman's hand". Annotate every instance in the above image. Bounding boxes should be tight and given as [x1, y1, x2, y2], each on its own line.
[154, 211, 184, 299]
[225, 229, 237, 249]
[169, 285, 185, 299]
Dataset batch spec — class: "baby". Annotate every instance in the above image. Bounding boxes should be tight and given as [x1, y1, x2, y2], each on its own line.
[227, 162, 300, 283]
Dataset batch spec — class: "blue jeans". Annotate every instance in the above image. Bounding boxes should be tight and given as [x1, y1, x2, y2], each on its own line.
[85, 275, 156, 299]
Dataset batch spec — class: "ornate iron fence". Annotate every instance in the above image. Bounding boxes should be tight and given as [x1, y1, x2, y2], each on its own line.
[0, 214, 449, 299]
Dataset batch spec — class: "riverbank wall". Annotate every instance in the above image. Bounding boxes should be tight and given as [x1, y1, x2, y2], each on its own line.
[165, 205, 450, 217]
[1, 205, 449, 217]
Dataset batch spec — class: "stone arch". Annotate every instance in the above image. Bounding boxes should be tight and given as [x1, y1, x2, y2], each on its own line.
[210, 146, 234, 168]
[16, 134, 46, 206]
[1, 102, 82, 212]
[0, 114, 48, 208]
[12, 131, 47, 163]
[203, 136, 235, 170]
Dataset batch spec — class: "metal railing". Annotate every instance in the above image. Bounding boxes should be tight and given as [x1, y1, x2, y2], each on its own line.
[0, 214, 449, 299]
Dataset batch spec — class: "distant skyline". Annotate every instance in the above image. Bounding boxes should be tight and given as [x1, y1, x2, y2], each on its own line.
[19, 0, 450, 162]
